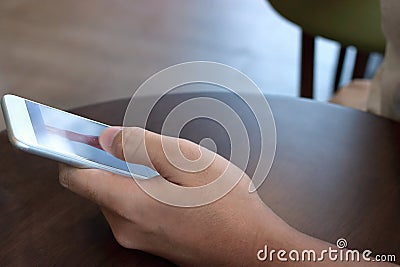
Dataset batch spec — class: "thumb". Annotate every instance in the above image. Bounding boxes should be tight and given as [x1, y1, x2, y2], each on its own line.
[99, 126, 157, 172]
[99, 126, 185, 179]
[99, 127, 221, 186]
[99, 127, 122, 153]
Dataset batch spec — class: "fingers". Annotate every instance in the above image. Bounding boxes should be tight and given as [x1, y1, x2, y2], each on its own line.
[99, 127, 227, 186]
[59, 164, 142, 219]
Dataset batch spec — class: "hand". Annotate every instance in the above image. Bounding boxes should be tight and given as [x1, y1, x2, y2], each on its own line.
[58, 127, 296, 266]
[59, 127, 397, 266]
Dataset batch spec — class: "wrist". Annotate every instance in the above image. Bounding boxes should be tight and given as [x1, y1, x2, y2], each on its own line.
[254, 219, 305, 266]
[239, 203, 304, 267]
[248, 204, 347, 266]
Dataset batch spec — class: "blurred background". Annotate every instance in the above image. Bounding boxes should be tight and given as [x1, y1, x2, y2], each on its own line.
[0, 0, 383, 129]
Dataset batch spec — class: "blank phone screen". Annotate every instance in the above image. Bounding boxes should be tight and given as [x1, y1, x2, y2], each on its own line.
[25, 100, 158, 178]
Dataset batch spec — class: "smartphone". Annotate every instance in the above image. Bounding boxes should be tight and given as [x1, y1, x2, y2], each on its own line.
[1, 94, 158, 179]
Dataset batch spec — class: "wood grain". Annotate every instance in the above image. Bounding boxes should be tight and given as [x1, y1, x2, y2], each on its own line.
[0, 0, 276, 130]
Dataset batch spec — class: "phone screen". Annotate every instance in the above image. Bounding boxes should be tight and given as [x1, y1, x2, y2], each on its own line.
[25, 100, 158, 178]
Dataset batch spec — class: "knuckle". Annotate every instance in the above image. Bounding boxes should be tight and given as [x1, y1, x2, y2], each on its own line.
[129, 126, 145, 135]
[112, 137, 124, 160]
[178, 139, 200, 161]
[114, 231, 135, 249]
[58, 166, 72, 189]
[123, 127, 144, 144]
[121, 127, 145, 161]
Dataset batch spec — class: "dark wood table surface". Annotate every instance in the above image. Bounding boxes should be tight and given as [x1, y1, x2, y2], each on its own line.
[0, 93, 399, 266]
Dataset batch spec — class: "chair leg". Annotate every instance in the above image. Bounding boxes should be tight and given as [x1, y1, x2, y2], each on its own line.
[300, 31, 315, 98]
[334, 46, 346, 92]
[352, 50, 369, 79]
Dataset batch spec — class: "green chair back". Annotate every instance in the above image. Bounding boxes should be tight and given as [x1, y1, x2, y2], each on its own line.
[269, 0, 385, 52]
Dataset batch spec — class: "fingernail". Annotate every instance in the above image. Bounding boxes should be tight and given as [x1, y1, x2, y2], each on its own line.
[100, 126, 122, 151]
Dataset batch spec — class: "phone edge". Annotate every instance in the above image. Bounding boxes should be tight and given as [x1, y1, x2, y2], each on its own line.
[1, 94, 151, 180]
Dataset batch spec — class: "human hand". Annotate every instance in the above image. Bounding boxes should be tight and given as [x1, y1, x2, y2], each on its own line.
[58, 127, 298, 266]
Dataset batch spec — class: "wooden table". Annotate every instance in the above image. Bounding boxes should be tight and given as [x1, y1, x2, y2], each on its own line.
[0, 93, 399, 266]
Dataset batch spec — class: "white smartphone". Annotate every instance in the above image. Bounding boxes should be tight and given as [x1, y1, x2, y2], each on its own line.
[1, 94, 158, 179]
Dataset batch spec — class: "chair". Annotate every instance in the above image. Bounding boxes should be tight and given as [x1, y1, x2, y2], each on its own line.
[268, 0, 385, 99]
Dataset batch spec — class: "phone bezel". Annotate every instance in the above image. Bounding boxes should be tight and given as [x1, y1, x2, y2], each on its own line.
[2, 94, 37, 150]
[1, 94, 152, 179]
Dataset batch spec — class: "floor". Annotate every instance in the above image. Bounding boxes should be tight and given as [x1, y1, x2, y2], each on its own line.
[0, 0, 381, 130]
